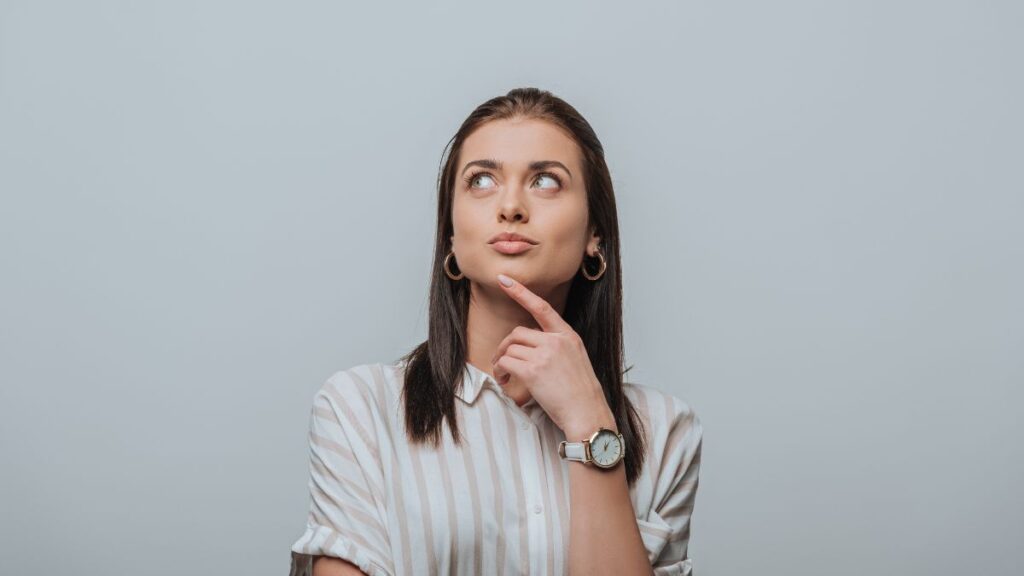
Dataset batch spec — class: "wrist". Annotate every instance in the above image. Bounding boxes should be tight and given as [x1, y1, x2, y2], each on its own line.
[562, 405, 617, 440]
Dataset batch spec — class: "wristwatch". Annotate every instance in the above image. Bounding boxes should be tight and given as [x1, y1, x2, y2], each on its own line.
[558, 427, 625, 469]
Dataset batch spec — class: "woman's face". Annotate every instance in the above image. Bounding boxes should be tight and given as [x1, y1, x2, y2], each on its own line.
[450, 117, 599, 293]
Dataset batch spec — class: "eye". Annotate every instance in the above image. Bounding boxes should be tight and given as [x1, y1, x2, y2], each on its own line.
[463, 171, 496, 190]
[534, 172, 563, 190]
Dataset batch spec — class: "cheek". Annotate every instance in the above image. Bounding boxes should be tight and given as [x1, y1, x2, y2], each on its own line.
[541, 208, 590, 248]
[450, 200, 490, 247]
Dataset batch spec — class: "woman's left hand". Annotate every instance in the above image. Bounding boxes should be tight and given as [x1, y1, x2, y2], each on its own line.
[490, 273, 615, 439]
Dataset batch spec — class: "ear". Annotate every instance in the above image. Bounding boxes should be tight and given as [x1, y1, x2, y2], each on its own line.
[587, 228, 602, 256]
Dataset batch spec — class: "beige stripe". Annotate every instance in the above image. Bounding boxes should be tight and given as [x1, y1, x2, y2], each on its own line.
[366, 364, 395, 443]
[313, 405, 340, 426]
[633, 386, 661, 506]
[310, 500, 331, 528]
[661, 479, 698, 523]
[312, 402, 346, 436]
[536, 419, 557, 576]
[352, 366, 382, 408]
[456, 405, 484, 576]
[478, 394, 506, 576]
[656, 400, 690, 513]
[310, 431, 357, 466]
[347, 367, 381, 411]
[660, 440, 701, 523]
[501, 406, 530, 573]
[322, 531, 339, 556]
[544, 417, 570, 566]
[436, 432, 460, 575]
[352, 366, 395, 444]
[408, 434, 439, 576]
[367, 364, 399, 448]
[321, 384, 381, 465]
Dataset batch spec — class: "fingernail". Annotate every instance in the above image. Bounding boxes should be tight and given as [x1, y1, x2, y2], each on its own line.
[497, 274, 513, 287]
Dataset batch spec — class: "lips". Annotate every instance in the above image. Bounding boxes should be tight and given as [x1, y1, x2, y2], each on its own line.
[491, 240, 535, 255]
[488, 232, 538, 244]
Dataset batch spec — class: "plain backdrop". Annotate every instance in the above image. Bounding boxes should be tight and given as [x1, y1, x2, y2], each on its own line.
[1, 1, 1021, 575]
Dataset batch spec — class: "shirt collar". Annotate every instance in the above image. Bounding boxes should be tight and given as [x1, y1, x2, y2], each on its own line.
[398, 359, 495, 405]
[456, 361, 492, 405]
[458, 361, 539, 410]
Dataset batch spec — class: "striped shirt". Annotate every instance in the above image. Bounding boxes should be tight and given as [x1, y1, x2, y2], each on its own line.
[289, 359, 703, 576]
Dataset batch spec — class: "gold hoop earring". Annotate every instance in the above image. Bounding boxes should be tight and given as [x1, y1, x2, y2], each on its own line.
[444, 250, 464, 280]
[581, 250, 607, 280]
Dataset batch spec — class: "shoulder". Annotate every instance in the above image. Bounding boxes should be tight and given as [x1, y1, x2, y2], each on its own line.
[624, 381, 701, 429]
[313, 361, 401, 419]
[623, 381, 703, 452]
[307, 362, 404, 460]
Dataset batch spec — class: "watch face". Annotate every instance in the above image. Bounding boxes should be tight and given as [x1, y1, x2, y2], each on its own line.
[589, 430, 623, 468]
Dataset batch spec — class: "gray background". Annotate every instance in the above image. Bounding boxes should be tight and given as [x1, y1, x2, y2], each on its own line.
[1, 1, 1020, 575]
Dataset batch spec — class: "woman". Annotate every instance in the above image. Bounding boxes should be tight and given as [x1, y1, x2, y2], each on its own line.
[289, 87, 703, 576]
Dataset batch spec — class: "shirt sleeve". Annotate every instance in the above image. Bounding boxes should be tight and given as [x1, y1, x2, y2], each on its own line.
[289, 371, 395, 576]
[639, 398, 704, 576]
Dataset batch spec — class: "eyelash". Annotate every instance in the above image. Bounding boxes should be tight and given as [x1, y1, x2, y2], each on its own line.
[462, 171, 564, 190]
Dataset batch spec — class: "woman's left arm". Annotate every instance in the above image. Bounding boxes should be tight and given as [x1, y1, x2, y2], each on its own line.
[562, 410, 654, 576]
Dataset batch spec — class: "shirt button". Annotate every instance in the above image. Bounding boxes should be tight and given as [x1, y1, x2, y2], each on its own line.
[533, 504, 543, 514]
[520, 421, 530, 431]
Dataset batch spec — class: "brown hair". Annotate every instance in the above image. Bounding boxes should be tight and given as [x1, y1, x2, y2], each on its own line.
[396, 87, 648, 486]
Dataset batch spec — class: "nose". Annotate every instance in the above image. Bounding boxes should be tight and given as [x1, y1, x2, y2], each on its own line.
[498, 188, 528, 223]
[499, 210, 525, 223]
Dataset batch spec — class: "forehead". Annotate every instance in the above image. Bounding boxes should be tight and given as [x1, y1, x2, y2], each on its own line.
[460, 117, 580, 169]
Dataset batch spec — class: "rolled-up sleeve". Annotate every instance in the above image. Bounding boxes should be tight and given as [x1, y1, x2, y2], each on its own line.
[289, 373, 394, 576]
[645, 400, 703, 575]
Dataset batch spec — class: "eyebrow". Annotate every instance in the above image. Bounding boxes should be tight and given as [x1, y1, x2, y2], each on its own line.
[460, 158, 573, 182]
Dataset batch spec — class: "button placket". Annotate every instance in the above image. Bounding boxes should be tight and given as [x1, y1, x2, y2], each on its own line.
[521, 419, 542, 514]
[515, 413, 547, 575]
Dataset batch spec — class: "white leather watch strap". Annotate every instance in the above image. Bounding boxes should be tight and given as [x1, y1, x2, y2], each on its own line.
[559, 440, 588, 462]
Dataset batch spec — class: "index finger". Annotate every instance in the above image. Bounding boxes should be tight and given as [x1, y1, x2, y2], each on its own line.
[496, 274, 570, 333]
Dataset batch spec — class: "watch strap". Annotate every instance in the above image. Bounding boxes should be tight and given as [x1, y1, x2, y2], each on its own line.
[558, 440, 588, 462]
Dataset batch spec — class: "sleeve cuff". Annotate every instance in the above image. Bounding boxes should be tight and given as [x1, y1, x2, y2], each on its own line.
[289, 522, 393, 576]
[654, 557, 694, 576]
[637, 509, 694, 576]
